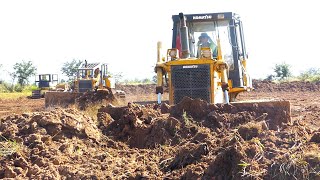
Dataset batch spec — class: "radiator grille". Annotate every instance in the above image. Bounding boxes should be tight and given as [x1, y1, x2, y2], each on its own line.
[171, 64, 211, 104]
[79, 80, 93, 93]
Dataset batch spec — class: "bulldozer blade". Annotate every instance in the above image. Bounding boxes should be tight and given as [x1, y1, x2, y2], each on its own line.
[133, 98, 291, 131]
[45, 91, 82, 108]
[230, 100, 291, 130]
[45, 90, 117, 109]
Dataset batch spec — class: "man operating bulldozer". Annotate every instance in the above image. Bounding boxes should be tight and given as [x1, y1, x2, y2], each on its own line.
[197, 32, 217, 58]
[93, 67, 101, 89]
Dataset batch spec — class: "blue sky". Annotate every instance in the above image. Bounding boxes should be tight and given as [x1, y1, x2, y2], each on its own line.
[0, 0, 319, 82]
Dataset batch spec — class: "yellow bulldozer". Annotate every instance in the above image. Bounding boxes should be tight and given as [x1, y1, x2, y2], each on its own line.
[155, 12, 252, 104]
[44, 60, 125, 107]
[155, 12, 291, 120]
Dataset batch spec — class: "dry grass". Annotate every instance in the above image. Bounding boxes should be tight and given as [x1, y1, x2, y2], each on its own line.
[0, 92, 30, 100]
[123, 93, 169, 104]
[0, 136, 24, 157]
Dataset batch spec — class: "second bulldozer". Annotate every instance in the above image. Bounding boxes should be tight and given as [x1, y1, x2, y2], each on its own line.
[45, 60, 125, 107]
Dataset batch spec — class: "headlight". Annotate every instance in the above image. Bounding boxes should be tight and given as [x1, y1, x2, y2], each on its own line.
[167, 48, 179, 60]
[169, 49, 177, 57]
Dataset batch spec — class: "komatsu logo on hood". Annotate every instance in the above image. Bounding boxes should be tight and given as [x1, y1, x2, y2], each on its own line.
[193, 15, 212, 20]
[183, 65, 198, 69]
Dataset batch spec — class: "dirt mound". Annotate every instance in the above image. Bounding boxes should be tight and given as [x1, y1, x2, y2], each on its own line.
[1, 94, 320, 179]
[0, 108, 110, 179]
[95, 97, 318, 179]
[0, 108, 102, 142]
[76, 89, 116, 110]
[116, 84, 156, 95]
[116, 80, 320, 95]
[170, 96, 291, 130]
[0, 97, 44, 118]
[253, 79, 320, 92]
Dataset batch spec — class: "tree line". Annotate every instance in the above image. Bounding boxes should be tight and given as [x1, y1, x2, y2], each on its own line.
[266, 62, 320, 82]
[0, 59, 156, 92]
[0, 60, 319, 93]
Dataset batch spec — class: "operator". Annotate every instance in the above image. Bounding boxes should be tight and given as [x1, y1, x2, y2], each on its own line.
[197, 32, 217, 58]
[93, 68, 100, 88]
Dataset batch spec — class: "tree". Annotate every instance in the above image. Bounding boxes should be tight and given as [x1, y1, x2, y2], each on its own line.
[61, 59, 83, 79]
[13, 60, 37, 86]
[298, 68, 320, 81]
[274, 62, 291, 80]
[142, 78, 151, 84]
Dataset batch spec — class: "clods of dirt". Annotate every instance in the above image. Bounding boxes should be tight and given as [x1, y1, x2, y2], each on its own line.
[76, 89, 116, 110]
[1, 80, 320, 179]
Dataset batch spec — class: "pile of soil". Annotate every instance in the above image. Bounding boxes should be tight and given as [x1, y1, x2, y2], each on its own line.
[2, 96, 319, 179]
[116, 84, 156, 95]
[252, 80, 320, 92]
[1, 80, 320, 179]
[116, 80, 320, 95]
[0, 98, 44, 117]
[75, 89, 116, 110]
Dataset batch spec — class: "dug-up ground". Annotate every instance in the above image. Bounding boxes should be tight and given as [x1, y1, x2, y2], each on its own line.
[0, 80, 320, 179]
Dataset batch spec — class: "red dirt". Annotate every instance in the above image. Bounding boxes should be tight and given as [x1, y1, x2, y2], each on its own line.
[0, 80, 319, 179]
[75, 89, 116, 110]
[0, 98, 44, 117]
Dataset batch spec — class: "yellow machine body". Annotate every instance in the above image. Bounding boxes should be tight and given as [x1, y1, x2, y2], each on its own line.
[73, 61, 113, 93]
[157, 58, 251, 105]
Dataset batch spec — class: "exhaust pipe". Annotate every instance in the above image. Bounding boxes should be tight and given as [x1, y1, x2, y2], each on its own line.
[179, 13, 190, 58]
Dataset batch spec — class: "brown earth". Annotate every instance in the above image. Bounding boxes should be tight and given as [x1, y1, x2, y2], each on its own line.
[0, 98, 45, 118]
[0, 80, 319, 179]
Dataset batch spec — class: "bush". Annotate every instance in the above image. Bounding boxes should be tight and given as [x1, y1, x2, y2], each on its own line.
[274, 62, 291, 80]
[22, 85, 38, 92]
[297, 68, 320, 82]
[0, 82, 14, 93]
[0, 83, 38, 93]
[13, 84, 23, 92]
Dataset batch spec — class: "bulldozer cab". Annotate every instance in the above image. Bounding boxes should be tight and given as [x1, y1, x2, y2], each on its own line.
[75, 61, 115, 92]
[32, 74, 59, 98]
[77, 62, 101, 79]
[35, 74, 58, 88]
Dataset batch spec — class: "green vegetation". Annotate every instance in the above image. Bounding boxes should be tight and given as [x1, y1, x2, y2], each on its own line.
[265, 62, 292, 81]
[0, 135, 24, 157]
[266, 63, 320, 82]
[121, 78, 155, 85]
[274, 62, 291, 80]
[297, 68, 320, 82]
[61, 59, 83, 80]
[0, 83, 37, 93]
[182, 110, 192, 127]
[13, 60, 37, 86]
[0, 83, 37, 99]
[0, 92, 31, 100]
